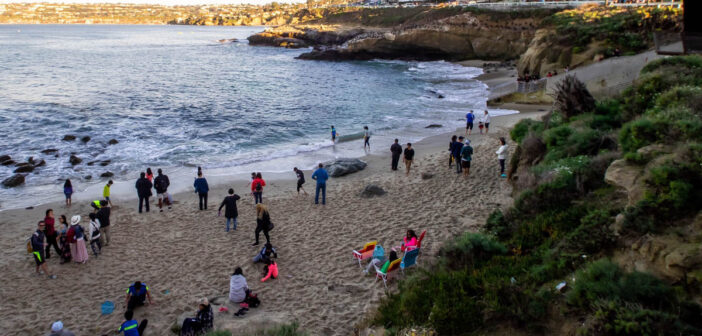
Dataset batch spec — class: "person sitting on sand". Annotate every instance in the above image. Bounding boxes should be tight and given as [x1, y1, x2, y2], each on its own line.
[218, 188, 241, 232]
[125, 281, 154, 311]
[253, 242, 277, 263]
[31, 221, 57, 279]
[119, 310, 148, 336]
[48, 321, 75, 336]
[261, 259, 278, 282]
[253, 204, 272, 246]
[180, 298, 213, 336]
[229, 267, 249, 303]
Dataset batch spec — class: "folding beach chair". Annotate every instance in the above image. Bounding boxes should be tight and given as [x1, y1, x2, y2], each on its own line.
[375, 258, 401, 289]
[400, 248, 420, 274]
[352, 241, 377, 268]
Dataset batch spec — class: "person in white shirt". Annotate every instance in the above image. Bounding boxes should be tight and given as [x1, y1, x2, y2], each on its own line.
[496, 137, 508, 178]
[87, 213, 102, 256]
[483, 110, 491, 134]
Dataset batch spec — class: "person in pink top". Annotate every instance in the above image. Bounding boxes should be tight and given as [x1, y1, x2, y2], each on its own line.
[261, 259, 278, 282]
[401, 229, 418, 252]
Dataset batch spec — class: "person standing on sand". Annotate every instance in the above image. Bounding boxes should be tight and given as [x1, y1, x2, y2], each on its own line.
[48, 321, 75, 336]
[193, 171, 209, 211]
[146, 168, 154, 183]
[483, 110, 491, 134]
[154, 169, 171, 212]
[87, 213, 101, 257]
[403, 143, 415, 176]
[331, 125, 338, 143]
[451, 136, 464, 174]
[251, 173, 266, 205]
[43, 209, 61, 259]
[293, 167, 307, 195]
[311, 163, 329, 205]
[63, 179, 73, 207]
[31, 221, 57, 279]
[363, 126, 370, 150]
[460, 139, 474, 178]
[135, 172, 152, 213]
[96, 200, 111, 246]
[119, 310, 148, 336]
[103, 180, 113, 207]
[66, 215, 89, 264]
[219, 188, 241, 232]
[253, 204, 272, 246]
[465, 110, 475, 136]
[448, 135, 457, 168]
[390, 139, 402, 171]
[496, 137, 508, 178]
[57, 215, 71, 264]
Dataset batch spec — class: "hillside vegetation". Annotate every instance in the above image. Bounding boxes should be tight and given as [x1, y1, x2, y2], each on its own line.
[373, 55, 702, 335]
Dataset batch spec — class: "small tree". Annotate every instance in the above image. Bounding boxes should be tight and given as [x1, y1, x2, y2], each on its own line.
[552, 75, 596, 120]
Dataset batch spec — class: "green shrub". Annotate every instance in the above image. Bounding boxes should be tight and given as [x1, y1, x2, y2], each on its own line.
[561, 209, 615, 255]
[510, 118, 544, 143]
[241, 322, 308, 336]
[641, 55, 702, 74]
[618, 118, 666, 153]
[544, 125, 574, 149]
[584, 300, 702, 336]
[485, 209, 511, 240]
[439, 233, 507, 270]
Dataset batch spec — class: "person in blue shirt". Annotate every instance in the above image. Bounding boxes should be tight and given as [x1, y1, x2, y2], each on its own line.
[311, 163, 329, 205]
[125, 281, 153, 311]
[465, 110, 475, 136]
[193, 171, 209, 211]
[331, 125, 338, 143]
[119, 310, 147, 336]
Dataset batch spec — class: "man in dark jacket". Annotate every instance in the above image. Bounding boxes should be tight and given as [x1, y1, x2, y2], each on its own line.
[193, 171, 209, 211]
[451, 136, 465, 174]
[154, 168, 171, 212]
[218, 188, 240, 232]
[96, 200, 111, 246]
[390, 139, 402, 171]
[135, 172, 153, 214]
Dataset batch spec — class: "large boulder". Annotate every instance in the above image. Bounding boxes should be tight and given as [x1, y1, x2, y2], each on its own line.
[0, 155, 11, 164]
[108, 139, 119, 145]
[81, 136, 91, 143]
[14, 165, 34, 173]
[41, 149, 58, 154]
[100, 171, 114, 178]
[360, 184, 386, 198]
[324, 158, 367, 177]
[62, 135, 76, 141]
[2, 174, 25, 187]
[604, 158, 646, 207]
[69, 155, 82, 165]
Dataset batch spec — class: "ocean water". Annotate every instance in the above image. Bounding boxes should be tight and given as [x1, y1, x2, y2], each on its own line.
[0, 24, 515, 209]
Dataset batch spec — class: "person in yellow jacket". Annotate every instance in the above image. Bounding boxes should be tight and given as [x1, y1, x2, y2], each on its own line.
[103, 180, 113, 207]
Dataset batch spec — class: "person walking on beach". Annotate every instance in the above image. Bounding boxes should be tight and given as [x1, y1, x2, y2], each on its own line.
[311, 163, 329, 205]
[193, 172, 209, 211]
[48, 321, 75, 336]
[43, 209, 61, 259]
[363, 126, 370, 150]
[87, 213, 101, 257]
[251, 173, 266, 205]
[253, 204, 272, 246]
[135, 172, 152, 213]
[219, 188, 241, 232]
[103, 180, 113, 207]
[465, 110, 475, 136]
[331, 125, 338, 143]
[119, 310, 148, 336]
[496, 137, 508, 178]
[31, 221, 57, 279]
[460, 139, 474, 178]
[483, 110, 491, 134]
[63, 179, 73, 207]
[390, 139, 402, 171]
[66, 215, 89, 264]
[403, 143, 415, 176]
[451, 136, 465, 174]
[154, 169, 171, 212]
[96, 200, 111, 246]
[293, 167, 307, 195]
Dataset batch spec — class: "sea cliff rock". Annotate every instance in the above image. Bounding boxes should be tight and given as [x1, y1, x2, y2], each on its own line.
[325, 158, 367, 177]
[248, 26, 364, 49]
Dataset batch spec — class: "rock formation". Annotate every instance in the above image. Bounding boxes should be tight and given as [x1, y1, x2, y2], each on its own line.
[325, 158, 367, 177]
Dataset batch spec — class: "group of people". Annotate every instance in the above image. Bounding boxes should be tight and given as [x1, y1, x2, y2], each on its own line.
[363, 229, 421, 275]
[135, 168, 172, 213]
[390, 139, 415, 175]
[465, 110, 491, 135]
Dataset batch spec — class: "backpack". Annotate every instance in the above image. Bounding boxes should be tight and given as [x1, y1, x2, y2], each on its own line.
[74, 225, 84, 240]
[255, 181, 262, 192]
[26, 239, 33, 254]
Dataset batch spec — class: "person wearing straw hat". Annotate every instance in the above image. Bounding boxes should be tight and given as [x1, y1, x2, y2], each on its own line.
[48, 321, 75, 336]
[65, 215, 89, 264]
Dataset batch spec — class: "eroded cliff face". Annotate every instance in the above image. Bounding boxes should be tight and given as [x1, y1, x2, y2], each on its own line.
[249, 12, 540, 61]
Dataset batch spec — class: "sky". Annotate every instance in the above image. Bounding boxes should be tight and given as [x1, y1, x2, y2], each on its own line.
[0, 0, 303, 5]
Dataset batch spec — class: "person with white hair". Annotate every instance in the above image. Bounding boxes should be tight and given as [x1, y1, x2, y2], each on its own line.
[460, 138, 474, 178]
[65, 215, 89, 264]
[48, 321, 75, 336]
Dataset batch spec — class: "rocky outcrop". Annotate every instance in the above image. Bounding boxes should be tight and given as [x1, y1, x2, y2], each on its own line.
[325, 158, 367, 177]
[100, 171, 114, 178]
[248, 26, 364, 49]
[360, 184, 385, 198]
[108, 139, 119, 145]
[81, 136, 91, 143]
[2, 174, 25, 188]
[62, 135, 76, 141]
[69, 155, 82, 165]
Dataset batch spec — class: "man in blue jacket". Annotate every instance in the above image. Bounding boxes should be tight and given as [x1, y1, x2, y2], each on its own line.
[193, 171, 209, 210]
[451, 136, 465, 174]
[311, 163, 329, 205]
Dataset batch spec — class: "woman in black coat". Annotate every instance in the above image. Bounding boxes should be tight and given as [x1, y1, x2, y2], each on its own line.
[218, 188, 240, 232]
[253, 203, 271, 246]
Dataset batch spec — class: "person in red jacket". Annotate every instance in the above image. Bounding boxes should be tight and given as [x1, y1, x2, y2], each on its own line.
[43, 209, 61, 259]
[261, 259, 278, 282]
[251, 173, 266, 205]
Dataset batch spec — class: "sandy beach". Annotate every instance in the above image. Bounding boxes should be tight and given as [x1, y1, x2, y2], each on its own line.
[0, 100, 549, 335]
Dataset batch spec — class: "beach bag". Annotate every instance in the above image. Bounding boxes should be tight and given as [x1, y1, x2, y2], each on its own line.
[267, 221, 274, 231]
[26, 239, 33, 254]
[245, 293, 260, 308]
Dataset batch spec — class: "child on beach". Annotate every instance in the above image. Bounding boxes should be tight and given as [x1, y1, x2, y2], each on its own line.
[261, 259, 278, 282]
[363, 126, 370, 150]
[63, 179, 73, 207]
[331, 125, 338, 143]
[253, 242, 277, 263]
[103, 180, 113, 207]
